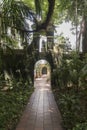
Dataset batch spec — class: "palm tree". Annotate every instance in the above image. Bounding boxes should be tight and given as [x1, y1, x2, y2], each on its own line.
[0, 0, 36, 48]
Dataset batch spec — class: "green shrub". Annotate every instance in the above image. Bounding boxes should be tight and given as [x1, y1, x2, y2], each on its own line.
[52, 52, 87, 130]
[58, 93, 81, 129]
[0, 78, 34, 130]
[73, 122, 87, 130]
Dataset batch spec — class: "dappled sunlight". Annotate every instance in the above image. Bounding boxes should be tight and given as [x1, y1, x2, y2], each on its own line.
[35, 77, 43, 80]
[46, 83, 50, 87]
[48, 109, 55, 113]
[16, 60, 63, 130]
[34, 59, 51, 90]
[40, 88, 50, 91]
[34, 77, 51, 90]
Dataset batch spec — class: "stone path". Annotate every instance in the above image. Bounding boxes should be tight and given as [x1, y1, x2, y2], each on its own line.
[16, 76, 63, 130]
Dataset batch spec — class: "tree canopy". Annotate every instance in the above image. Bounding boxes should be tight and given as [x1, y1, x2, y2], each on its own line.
[1, 0, 87, 51]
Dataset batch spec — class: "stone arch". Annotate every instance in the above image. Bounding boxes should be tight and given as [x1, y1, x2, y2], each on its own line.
[34, 59, 51, 83]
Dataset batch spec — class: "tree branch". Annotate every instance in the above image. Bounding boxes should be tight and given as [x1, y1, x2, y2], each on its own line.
[1, 0, 55, 33]
[36, 0, 55, 31]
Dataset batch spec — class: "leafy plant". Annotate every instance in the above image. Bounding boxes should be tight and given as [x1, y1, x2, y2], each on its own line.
[0, 78, 34, 130]
[58, 93, 81, 129]
[52, 51, 87, 130]
[73, 122, 87, 130]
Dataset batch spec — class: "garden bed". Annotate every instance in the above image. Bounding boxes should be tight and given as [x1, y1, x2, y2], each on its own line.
[0, 80, 34, 130]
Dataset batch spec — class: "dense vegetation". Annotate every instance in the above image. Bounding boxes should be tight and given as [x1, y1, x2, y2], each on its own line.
[0, 77, 34, 130]
[1, 0, 87, 130]
[52, 52, 87, 130]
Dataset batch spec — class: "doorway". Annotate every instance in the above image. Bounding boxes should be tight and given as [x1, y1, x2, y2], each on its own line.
[34, 59, 51, 87]
[42, 67, 47, 75]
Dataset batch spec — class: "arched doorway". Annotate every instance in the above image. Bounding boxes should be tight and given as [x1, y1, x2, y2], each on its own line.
[34, 59, 51, 87]
[42, 67, 47, 75]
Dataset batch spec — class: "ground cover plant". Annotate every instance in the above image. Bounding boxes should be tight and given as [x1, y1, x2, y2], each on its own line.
[0, 78, 34, 130]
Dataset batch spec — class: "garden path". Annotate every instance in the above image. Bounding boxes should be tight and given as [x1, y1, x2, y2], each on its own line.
[16, 75, 63, 130]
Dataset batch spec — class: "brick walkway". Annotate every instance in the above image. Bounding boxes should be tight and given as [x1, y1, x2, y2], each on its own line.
[16, 76, 63, 130]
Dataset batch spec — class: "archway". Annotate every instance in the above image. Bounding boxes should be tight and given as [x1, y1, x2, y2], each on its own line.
[42, 67, 47, 75]
[34, 59, 51, 87]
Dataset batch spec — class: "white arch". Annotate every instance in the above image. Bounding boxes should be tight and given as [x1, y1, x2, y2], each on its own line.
[34, 59, 51, 83]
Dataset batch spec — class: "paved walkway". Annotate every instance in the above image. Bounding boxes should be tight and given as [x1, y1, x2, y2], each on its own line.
[16, 76, 63, 130]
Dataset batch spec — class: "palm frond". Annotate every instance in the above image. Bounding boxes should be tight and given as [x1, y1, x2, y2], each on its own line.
[2, 0, 36, 28]
[1, 34, 18, 48]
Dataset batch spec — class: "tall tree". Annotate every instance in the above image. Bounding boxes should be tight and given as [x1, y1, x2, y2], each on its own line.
[54, 0, 87, 53]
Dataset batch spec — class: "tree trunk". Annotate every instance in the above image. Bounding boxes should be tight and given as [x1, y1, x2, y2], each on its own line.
[82, 16, 87, 53]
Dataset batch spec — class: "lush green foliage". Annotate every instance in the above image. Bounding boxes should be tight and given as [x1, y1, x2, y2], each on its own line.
[0, 78, 34, 130]
[52, 52, 87, 130]
[1, 0, 87, 129]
